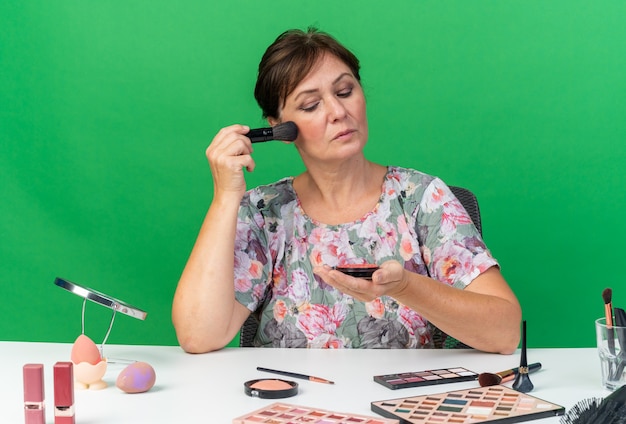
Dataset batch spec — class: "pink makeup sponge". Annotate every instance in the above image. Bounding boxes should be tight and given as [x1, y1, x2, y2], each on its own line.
[116, 362, 156, 393]
[71, 334, 107, 390]
[71, 334, 102, 365]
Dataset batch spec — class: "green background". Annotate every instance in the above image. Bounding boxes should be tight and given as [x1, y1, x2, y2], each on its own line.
[2, 1, 625, 349]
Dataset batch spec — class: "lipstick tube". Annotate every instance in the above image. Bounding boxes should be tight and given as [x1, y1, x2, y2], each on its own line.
[23, 364, 45, 424]
[53, 362, 75, 424]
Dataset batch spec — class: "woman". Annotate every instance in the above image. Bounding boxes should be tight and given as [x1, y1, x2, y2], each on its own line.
[172, 27, 521, 353]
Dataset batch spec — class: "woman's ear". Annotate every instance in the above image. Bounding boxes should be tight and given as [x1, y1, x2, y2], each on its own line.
[267, 117, 280, 127]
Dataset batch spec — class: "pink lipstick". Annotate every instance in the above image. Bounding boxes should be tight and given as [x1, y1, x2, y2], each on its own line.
[23, 364, 45, 424]
[53, 362, 75, 424]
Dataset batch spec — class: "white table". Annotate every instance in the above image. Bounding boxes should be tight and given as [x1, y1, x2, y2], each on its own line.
[1, 341, 609, 423]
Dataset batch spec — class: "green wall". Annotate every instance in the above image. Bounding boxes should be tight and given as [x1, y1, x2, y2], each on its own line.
[2, 1, 625, 348]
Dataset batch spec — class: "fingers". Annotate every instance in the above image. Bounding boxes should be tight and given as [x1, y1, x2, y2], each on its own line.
[207, 124, 253, 162]
[313, 265, 379, 302]
[313, 261, 407, 302]
[206, 124, 256, 194]
[372, 260, 403, 284]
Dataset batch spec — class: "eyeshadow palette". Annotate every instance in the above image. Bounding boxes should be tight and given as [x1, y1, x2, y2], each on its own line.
[371, 385, 565, 424]
[233, 402, 399, 423]
[374, 367, 479, 389]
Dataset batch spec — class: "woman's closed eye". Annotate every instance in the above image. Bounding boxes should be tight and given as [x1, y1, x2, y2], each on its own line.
[299, 88, 353, 112]
[300, 101, 320, 112]
[337, 87, 353, 98]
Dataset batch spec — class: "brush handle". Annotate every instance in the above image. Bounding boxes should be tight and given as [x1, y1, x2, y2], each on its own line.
[246, 127, 274, 143]
[514, 362, 542, 375]
[614, 308, 626, 351]
[499, 362, 542, 383]
[512, 320, 534, 393]
[519, 320, 528, 367]
[612, 308, 626, 380]
[605, 302, 616, 356]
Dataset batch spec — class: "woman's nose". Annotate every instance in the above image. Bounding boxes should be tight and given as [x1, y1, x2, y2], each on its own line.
[327, 96, 348, 121]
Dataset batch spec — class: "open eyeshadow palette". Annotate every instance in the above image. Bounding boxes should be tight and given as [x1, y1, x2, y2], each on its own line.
[233, 402, 399, 423]
[374, 367, 479, 390]
[371, 385, 565, 424]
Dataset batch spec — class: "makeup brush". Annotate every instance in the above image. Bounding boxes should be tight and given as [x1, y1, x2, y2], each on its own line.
[512, 320, 534, 393]
[559, 384, 626, 424]
[604, 288, 616, 355]
[478, 362, 542, 387]
[613, 307, 626, 379]
[246, 121, 298, 143]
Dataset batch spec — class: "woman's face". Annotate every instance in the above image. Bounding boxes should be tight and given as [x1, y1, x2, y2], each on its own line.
[271, 53, 368, 164]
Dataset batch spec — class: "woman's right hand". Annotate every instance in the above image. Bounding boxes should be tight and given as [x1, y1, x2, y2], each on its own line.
[206, 124, 256, 197]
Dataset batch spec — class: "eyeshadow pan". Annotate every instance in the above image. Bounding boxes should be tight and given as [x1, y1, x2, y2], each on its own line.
[438, 405, 463, 412]
[442, 399, 467, 406]
[308, 411, 326, 417]
[373, 367, 479, 390]
[466, 406, 492, 415]
[471, 400, 495, 407]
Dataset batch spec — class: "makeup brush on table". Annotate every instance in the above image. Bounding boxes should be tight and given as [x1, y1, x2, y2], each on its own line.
[478, 362, 542, 387]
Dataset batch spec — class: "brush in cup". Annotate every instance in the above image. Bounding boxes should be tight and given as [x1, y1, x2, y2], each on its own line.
[597, 316, 626, 391]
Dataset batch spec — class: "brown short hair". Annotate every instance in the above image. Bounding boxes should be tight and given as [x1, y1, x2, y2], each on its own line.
[254, 27, 361, 119]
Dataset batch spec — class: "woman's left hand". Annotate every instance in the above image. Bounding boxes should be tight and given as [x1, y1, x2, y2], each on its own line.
[313, 260, 408, 301]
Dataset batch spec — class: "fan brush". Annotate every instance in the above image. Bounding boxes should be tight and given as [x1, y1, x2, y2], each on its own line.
[560, 384, 626, 424]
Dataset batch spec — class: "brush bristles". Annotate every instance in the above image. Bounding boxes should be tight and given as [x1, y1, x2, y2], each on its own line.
[477, 373, 502, 387]
[272, 121, 298, 141]
[560, 398, 626, 424]
[603, 288, 613, 305]
[560, 398, 603, 424]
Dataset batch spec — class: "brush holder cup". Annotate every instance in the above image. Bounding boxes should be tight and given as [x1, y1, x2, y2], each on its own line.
[595, 317, 626, 391]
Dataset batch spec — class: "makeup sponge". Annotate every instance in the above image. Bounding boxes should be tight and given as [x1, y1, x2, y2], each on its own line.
[71, 334, 107, 390]
[116, 362, 156, 393]
[71, 334, 102, 365]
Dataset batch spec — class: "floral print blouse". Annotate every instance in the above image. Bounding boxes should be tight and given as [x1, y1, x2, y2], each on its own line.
[233, 166, 498, 348]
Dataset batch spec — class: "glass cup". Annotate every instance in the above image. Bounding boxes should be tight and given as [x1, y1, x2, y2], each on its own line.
[595, 317, 626, 390]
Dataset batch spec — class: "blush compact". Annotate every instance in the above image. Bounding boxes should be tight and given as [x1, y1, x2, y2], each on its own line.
[244, 379, 298, 399]
[335, 264, 379, 279]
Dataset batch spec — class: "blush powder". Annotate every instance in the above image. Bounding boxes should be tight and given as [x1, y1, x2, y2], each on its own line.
[244, 378, 298, 399]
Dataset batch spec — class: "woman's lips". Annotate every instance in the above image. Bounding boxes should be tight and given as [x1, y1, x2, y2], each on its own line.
[333, 129, 355, 140]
